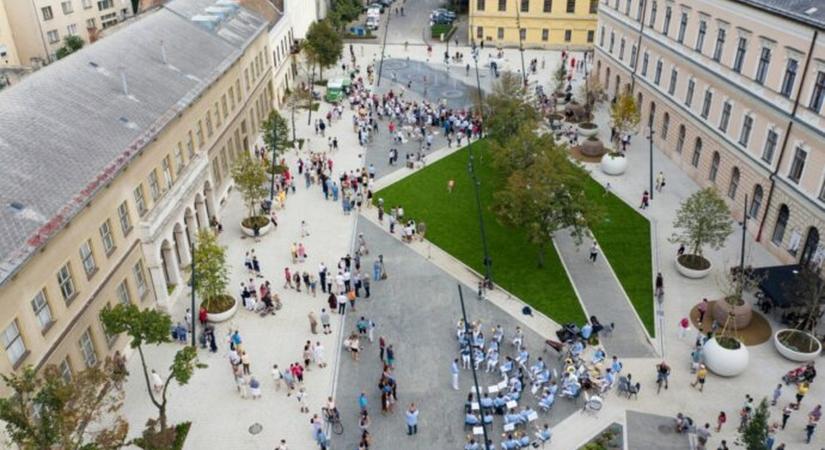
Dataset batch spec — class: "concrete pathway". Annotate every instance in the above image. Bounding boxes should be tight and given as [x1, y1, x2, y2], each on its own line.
[554, 232, 656, 358]
[626, 411, 691, 450]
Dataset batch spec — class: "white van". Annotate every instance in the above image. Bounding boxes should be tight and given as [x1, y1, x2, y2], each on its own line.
[367, 7, 381, 18]
[366, 16, 379, 30]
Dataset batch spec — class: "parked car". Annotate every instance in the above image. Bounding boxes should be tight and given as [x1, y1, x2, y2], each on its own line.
[367, 2, 385, 13]
[431, 14, 454, 24]
[378, 0, 393, 6]
[366, 16, 379, 30]
[432, 8, 457, 19]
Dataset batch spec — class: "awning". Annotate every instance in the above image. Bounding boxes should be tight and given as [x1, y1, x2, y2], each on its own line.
[750, 264, 802, 308]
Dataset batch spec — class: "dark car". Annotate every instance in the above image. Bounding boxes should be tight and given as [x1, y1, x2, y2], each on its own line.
[431, 14, 454, 24]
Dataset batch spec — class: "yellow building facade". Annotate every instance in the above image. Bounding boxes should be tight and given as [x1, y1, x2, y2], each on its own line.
[0, 0, 274, 388]
[469, 0, 598, 49]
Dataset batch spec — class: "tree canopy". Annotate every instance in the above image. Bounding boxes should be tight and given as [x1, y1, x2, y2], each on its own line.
[231, 153, 268, 219]
[484, 72, 539, 146]
[304, 20, 343, 79]
[610, 90, 640, 139]
[670, 187, 733, 257]
[55, 35, 84, 60]
[261, 110, 291, 158]
[739, 398, 771, 450]
[192, 228, 230, 307]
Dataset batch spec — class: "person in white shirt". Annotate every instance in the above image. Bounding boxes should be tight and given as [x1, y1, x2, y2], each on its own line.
[271, 364, 283, 391]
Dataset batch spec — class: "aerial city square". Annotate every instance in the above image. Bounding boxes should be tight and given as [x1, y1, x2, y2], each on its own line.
[1, 0, 825, 449]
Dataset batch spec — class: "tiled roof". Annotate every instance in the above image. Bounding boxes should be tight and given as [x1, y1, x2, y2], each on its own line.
[732, 0, 825, 29]
[0, 0, 267, 285]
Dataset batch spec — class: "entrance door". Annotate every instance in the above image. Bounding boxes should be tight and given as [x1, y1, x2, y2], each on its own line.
[800, 227, 819, 266]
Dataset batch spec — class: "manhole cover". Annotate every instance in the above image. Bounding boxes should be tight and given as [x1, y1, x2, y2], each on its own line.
[657, 424, 673, 434]
[383, 60, 408, 71]
[440, 89, 465, 99]
[249, 423, 263, 435]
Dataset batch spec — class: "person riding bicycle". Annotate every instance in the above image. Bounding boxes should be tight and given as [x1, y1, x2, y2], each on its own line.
[656, 361, 671, 390]
[322, 397, 340, 422]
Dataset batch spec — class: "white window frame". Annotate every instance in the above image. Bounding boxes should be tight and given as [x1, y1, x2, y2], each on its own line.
[2, 320, 26, 365]
[31, 290, 53, 330]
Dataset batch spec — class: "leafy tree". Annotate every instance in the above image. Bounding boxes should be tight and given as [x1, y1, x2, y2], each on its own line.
[304, 20, 343, 81]
[327, 0, 363, 31]
[494, 137, 601, 267]
[552, 60, 567, 93]
[489, 124, 554, 176]
[55, 35, 84, 60]
[783, 265, 825, 339]
[669, 188, 733, 266]
[192, 228, 230, 311]
[100, 305, 205, 435]
[610, 90, 640, 143]
[261, 110, 291, 160]
[740, 398, 770, 450]
[484, 72, 539, 146]
[231, 153, 268, 219]
[0, 359, 128, 450]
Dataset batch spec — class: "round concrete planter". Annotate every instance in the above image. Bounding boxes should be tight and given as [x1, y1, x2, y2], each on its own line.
[241, 217, 272, 237]
[205, 296, 238, 323]
[581, 138, 606, 157]
[703, 337, 749, 377]
[600, 153, 627, 175]
[712, 297, 753, 328]
[774, 329, 822, 362]
[675, 254, 712, 279]
[577, 123, 599, 138]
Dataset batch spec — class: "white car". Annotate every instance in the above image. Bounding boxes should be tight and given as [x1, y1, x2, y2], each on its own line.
[366, 16, 379, 30]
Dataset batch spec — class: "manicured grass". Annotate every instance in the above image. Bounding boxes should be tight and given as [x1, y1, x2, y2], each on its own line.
[376, 140, 654, 335]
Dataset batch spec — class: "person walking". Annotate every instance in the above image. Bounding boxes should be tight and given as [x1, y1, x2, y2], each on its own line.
[771, 383, 783, 406]
[795, 381, 809, 408]
[359, 392, 368, 412]
[781, 404, 793, 429]
[805, 421, 817, 444]
[715, 411, 726, 432]
[451, 358, 460, 390]
[655, 171, 666, 192]
[639, 190, 650, 209]
[406, 403, 419, 435]
[308, 311, 319, 334]
[589, 242, 599, 263]
[691, 364, 707, 392]
[320, 309, 332, 334]
[697, 298, 709, 327]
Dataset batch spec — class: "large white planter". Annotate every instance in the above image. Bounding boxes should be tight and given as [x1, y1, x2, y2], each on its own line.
[600, 154, 627, 175]
[774, 329, 822, 362]
[675, 254, 712, 279]
[703, 337, 749, 377]
[241, 218, 272, 237]
[205, 297, 239, 323]
[577, 123, 599, 138]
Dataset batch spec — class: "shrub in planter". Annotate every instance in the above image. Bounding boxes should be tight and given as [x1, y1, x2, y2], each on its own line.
[774, 266, 825, 361]
[670, 188, 733, 279]
[775, 329, 822, 361]
[241, 215, 270, 230]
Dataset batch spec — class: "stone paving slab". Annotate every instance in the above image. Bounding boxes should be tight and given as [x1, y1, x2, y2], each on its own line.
[626, 411, 691, 450]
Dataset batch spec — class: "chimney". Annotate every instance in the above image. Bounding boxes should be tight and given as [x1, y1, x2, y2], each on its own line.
[119, 66, 129, 96]
[160, 40, 168, 65]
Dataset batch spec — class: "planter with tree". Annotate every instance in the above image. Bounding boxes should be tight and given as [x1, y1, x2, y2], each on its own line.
[670, 188, 733, 279]
[100, 305, 205, 445]
[261, 110, 291, 185]
[581, 137, 607, 157]
[600, 152, 627, 175]
[577, 122, 599, 138]
[601, 91, 638, 175]
[576, 74, 605, 138]
[232, 153, 271, 237]
[192, 229, 236, 322]
[774, 265, 824, 361]
[703, 335, 749, 376]
[552, 61, 570, 105]
[711, 267, 762, 329]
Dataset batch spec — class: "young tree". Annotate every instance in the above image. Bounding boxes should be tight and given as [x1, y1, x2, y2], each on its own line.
[610, 90, 640, 143]
[304, 20, 343, 81]
[740, 398, 770, 450]
[192, 228, 230, 312]
[669, 188, 733, 268]
[261, 110, 291, 159]
[552, 60, 567, 93]
[55, 35, 84, 59]
[285, 88, 310, 143]
[484, 72, 539, 146]
[100, 305, 205, 436]
[231, 153, 268, 220]
[489, 123, 553, 176]
[578, 73, 605, 118]
[0, 361, 128, 450]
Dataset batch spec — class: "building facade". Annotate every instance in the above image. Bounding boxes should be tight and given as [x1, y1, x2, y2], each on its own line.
[469, 0, 599, 48]
[594, 0, 825, 267]
[0, 0, 275, 388]
[0, 0, 133, 67]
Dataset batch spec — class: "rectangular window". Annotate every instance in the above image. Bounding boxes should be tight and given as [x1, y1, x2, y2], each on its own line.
[788, 147, 806, 183]
[712, 28, 726, 62]
[739, 115, 753, 146]
[809, 71, 825, 112]
[214, 103, 221, 128]
[654, 60, 662, 85]
[100, 12, 116, 28]
[701, 90, 712, 118]
[648, 1, 657, 27]
[719, 101, 731, 132]
[497, 27, 504, 39]
[117, 201, 132, 235]
[79, 239, 96, 276]
[133, 185, 147, 216]
[755, 47, 771, 85]
[685, 79, 695, 107]
[61, 1, 74, 14]
[42, 6, 54, 20]
[662, 6, 671, 35]
[641, 52, 649, 76]
[205, 112, 214, 137]
[567, 0, 575, 13]
[676, 13, 687, 43]
[780, 59, 798, 97]
[477, 0, 485, 10]
[762, 130, 777, 163]
[57, 263, 76, 302]
[196, 122, 204, 147]
[59, 358, 73, 383]
[668, 69, 677, 94]
[31, 290, 53, 330]
[695, 20, 706, 52]
[543, 0, 551, 12]
[542, 29, 549, 41]
[732, 37, 747, 73]
[116, 280, 131, 305]
[619, 39, 625, 60]
[86, 18, 95, 29]
[221, 95, 228, 119]
[148, 170, 160, 201]
[587, 30, 594, 43]
[498, 0, 506, 11]
[629, 45, 637, 68]
[521, 0, 529, 12]
[624, 0, 630, 15]
[133, 261, 147, 299]
[47, 30, 60, 44]
[67, 24, 78, 35]
[564, 29, 572, 42]
[2, 320, 26, 366]
[186, 134, 195, 158]
[599, 26, 605, 47]
[636, 0, 644, 20]
[79, 329, 98, 368]
[99, 219, 115, 254]
[175, 144, 184, 174]
[162, 156, 173, 190]
[82, 0, 92, 8]
[97, 0, 113, 10]
[589, 0, 598, 13]
[519, 28, 527, 40]
[609, 32, 615, 53]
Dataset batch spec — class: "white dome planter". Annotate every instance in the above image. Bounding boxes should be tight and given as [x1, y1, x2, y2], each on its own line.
[600, 153, 627, 175]
[577, 123, 599, 138]
[205, 296, 239, 323]
[241, 218, 273, 237]
[675, 254, 712, 279]
[774, 329, 822, 362]
[703, 337, 749, 377]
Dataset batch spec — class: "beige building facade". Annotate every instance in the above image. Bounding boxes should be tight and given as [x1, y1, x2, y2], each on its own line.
[0, 0, 275, 387]
[0, 0, 133, 67]
[469, 0, 598, 49]
[594, 0, 825, 267]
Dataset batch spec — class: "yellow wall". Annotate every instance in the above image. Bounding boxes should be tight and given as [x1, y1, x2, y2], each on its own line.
[469, 0, 597, 48]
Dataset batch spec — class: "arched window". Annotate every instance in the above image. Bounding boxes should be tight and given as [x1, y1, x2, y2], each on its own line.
[691, 138, 702, 167]
[727, 167, 740, 199]
[707, 151, 721, 182]
[749, 184, 763, 218]
[648, 101, 656, 128]
[637, 92, 643, 110]
[676, 124, 685, 153]
[597, 60, 602, 79]
[615, 75, 621, 96]
[605, 67, 611, 91]
[661, 112, 670, 139]
[771, 204, 790, 245]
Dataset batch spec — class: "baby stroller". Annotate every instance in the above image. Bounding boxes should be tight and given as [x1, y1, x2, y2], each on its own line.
[783, 363, 816, 385]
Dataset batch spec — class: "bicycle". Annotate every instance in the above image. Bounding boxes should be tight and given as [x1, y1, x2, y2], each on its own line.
[323, 409, 344, 435]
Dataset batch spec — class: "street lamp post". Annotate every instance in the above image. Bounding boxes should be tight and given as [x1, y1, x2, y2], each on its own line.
[468, 149, 493, 285]
[647, 126, 654, 200]
[268, 127, 278, 207]
[457, 284, 491, 447]
[739, 194, 749, 273]
[307, 64, 315, 126]
[376, 1, 392, 87]
[189, 236, 196, 347]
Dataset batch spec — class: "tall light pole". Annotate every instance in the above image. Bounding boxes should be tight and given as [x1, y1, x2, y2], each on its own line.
[513, 0, 527, 86]
[457, 284, 491, 447]
[268, 126, 278, 206]
[646, 126, 654, 200]
[189, 237, 196, 347]
[376, 1, 392, 87]
[469, 48, 492, 285]
[307, 64, 315, 126]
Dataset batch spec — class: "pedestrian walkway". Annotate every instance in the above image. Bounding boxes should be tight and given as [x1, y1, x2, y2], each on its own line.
[626, 411, 691, 450]
[554, 232, 656, 358]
